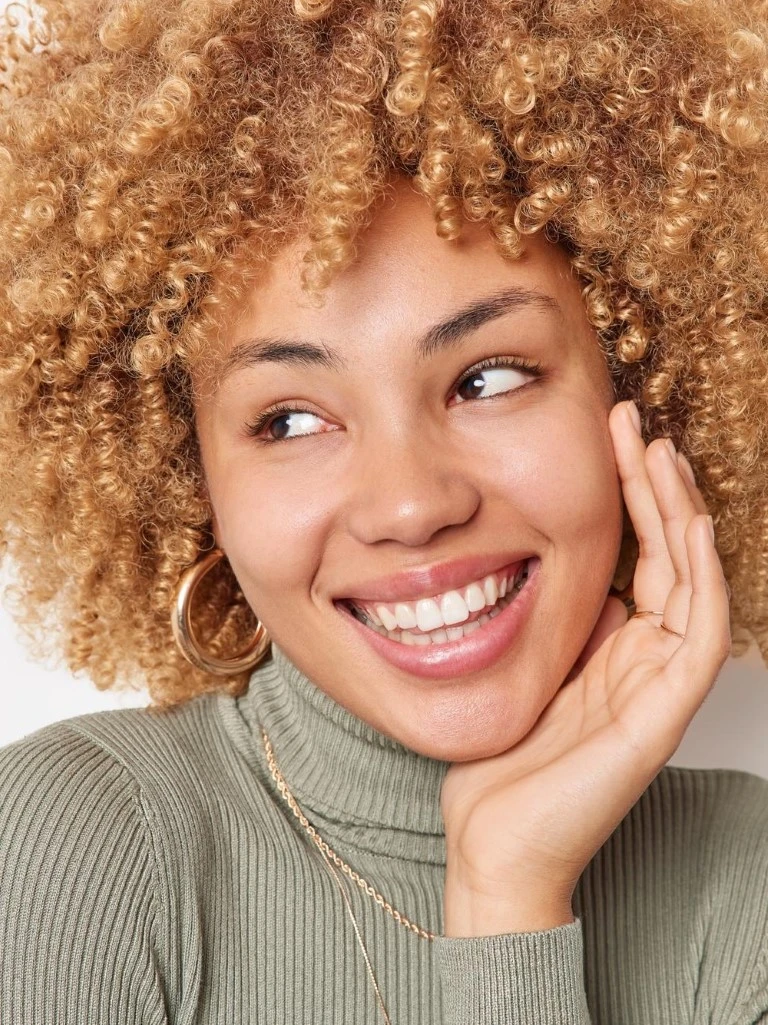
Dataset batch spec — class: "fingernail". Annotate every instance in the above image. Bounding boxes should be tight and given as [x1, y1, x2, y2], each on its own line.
[626, 400, 642, 434]
[707, 515, 715, 543]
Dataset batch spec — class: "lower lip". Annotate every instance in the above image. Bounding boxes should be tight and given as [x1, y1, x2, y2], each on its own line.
[336, 557, 540, 681]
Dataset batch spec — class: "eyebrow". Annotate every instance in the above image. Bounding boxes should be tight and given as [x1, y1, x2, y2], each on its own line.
[218, 285, 561, 384]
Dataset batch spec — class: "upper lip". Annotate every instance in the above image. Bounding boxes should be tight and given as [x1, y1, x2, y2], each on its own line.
[335, 550, 535, 605]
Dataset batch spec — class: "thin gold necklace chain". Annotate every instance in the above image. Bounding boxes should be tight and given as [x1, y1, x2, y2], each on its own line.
[260, 726, 438, 1025]
[260, 725, 436, 942]
[305, 828, 394, 1024]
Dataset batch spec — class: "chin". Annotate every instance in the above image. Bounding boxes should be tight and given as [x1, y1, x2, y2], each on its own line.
[385, 682, 542, 763]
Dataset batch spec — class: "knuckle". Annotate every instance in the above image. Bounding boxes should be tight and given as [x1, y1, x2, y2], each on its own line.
[711, 630, 732, 664]
[635, 532, 669, 560]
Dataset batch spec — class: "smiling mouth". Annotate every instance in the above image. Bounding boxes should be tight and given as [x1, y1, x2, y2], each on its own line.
[338, 557, 529, 643]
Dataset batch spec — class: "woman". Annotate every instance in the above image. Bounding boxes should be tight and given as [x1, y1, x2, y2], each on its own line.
[0, 0, 766, 1022]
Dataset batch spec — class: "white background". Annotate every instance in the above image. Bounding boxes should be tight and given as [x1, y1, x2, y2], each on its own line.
[2, 589, 767, 779]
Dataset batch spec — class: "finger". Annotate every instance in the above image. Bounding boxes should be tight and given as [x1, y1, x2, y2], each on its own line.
[675, 452, 710, 516]
[644, 438, 700, 635]
[666, 514, 732, 713]
[608, 401, 675, 612]
[673, 454, 730, 601]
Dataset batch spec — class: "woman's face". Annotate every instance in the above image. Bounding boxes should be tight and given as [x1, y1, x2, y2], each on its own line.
[194, 177, 624, 762]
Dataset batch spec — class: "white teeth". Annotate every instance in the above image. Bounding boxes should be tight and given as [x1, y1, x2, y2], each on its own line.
[356, 590, 512, 643]
[464, 582, 486, 612]
[440, 590, 469, 626]
[394, 602, 418, 630]
[415, 598, 443, 632]
[346, 565, 529, 643]
[482, 575, 499, 605]
[352, 560, 531, 637]
[376, 605, 398, 631]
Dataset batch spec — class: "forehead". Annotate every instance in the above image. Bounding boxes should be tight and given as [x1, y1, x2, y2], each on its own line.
[204, 178, 587, 383]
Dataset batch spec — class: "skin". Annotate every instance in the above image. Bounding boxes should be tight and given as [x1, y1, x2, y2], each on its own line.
[195, 175, 623, 765]
[194, 175, 731, 935]
[440, 409, 730, 935]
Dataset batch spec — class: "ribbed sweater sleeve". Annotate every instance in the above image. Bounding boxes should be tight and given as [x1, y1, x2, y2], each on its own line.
[0, 723, 168, 1025]
[433, 918, 591, 1024]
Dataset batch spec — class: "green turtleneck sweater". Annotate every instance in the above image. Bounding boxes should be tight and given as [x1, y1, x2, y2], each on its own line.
[1, 644, 767, 1024]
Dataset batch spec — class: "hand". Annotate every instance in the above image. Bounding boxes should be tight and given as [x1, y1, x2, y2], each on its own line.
[441, 400, 732, 934]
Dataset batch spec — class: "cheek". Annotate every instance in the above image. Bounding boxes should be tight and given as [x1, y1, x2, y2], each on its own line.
[204, 396, 623, 613]
[207, 456, 338, 601]
[483, 404, 622, 559]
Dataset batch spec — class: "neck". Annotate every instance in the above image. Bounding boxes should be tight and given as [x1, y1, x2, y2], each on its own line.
[237, 643, 451, 864]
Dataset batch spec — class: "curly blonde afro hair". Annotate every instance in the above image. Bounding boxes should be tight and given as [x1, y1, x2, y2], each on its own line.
[1, 0, 767, 708]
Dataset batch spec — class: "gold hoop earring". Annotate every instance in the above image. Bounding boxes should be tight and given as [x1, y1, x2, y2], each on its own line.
[171, 548, 271, 677]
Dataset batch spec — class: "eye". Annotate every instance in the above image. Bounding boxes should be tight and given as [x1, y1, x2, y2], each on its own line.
[244, 404, 336, 443]
[245, 356, 543, 444]
[452, 357, 542, 404]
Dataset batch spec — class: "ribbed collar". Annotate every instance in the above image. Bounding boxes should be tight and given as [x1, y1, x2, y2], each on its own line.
[237, 643, 450, 864]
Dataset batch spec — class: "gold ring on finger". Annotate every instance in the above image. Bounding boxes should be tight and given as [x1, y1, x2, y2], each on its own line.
[632, 609, 686, 641]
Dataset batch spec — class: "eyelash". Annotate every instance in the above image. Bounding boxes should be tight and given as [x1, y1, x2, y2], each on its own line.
[243, 355, 545, 444]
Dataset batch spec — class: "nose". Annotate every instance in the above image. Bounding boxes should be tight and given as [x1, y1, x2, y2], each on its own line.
[343, 422, 481, 548]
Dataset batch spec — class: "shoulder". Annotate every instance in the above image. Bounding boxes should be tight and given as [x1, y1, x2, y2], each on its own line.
[0, 689, 277, 886]
[647, 763, 768, 859]
[632, 764, 768, 890]
[649, 760, 768, 819]
[0, 715, 145, 839]
[0, 718, 171, 1023]
[0, 690, 250, 847]
[0, 696, 229, 927]
[0, 712, 164, 894]
[0, 694, 258, 1023]
[0, 698, 200, 820]
[592, 764, 768, 901]
[646, 765, 768, 1019]
[3, 683, 243, 777]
